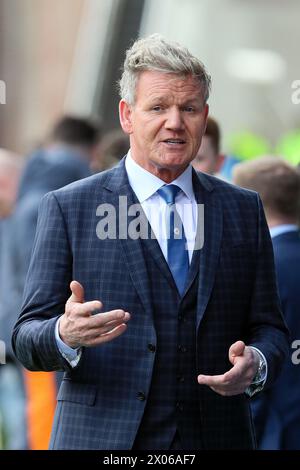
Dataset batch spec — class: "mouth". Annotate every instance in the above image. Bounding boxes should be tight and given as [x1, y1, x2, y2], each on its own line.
[162, 138, 186, 146]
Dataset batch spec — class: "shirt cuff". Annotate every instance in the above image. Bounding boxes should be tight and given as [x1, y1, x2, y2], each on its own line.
[55, 317, 82, 368]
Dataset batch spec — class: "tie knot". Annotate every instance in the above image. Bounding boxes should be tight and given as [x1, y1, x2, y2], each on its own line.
[157, 184, 181, 205]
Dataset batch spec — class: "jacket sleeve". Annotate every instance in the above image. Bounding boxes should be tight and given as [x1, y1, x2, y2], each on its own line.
[247, 194, 290, 389]
[12, 191, 76, 372]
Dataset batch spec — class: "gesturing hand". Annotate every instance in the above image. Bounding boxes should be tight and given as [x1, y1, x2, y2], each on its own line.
[59, 280, 131, 349]
[197, 341, 260, 396]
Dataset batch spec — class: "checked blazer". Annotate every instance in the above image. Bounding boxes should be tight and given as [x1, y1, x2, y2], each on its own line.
[12, 158, 289, 449]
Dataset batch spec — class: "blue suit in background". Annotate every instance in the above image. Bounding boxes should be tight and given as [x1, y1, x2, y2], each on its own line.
[251, 229, 300, 449]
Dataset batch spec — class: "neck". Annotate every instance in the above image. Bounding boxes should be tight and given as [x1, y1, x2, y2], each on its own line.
[130, 155, 189, 183]
[150, 167, 189, 183]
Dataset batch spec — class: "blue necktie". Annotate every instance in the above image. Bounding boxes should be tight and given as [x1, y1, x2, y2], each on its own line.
[157, 184, 189, 295]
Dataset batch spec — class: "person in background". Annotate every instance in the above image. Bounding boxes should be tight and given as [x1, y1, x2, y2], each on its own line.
[0, 149, 23, 219]
[233, 156, 300, 449]
[91, 128, 129, 173]
[13, 35, 288, 450]
[191, 116, 224, 175]
[0, 149, 25, 449]
[1, 116, 101, 449]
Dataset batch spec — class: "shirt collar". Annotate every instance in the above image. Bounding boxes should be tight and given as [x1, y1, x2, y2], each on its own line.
[269, 224, 299, 239]
[125, 150, 194, 203]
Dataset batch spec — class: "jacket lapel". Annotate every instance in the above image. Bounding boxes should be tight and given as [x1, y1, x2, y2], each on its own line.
[181, 171, 204, 295]
[192, 171, 223, 330]
[102, 160, 154, 318]
[105, 160, 178, 296]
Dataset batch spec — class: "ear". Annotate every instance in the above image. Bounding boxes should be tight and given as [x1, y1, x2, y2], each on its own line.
[119, 99, 133, 134]
[203, 103, 209, 127]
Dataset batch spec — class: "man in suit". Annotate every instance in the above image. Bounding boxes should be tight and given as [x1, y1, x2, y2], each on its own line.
[233, 156, 300, 449]
[12, 35, 289, 450]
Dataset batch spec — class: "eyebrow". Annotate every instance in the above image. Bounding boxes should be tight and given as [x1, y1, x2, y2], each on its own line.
[147, 96, 167, 104]
[147, 96, 202, 105]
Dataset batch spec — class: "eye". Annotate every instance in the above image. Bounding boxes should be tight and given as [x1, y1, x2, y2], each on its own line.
[184, 106, 195, 113]
[152, 105, 162, 112]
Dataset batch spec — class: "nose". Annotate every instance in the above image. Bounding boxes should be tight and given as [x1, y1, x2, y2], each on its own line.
[165, 107, 184, 131]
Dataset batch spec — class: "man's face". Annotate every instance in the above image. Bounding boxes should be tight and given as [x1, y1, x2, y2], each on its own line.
[119, 70, 208, 182]
[192, 136, 224, 175]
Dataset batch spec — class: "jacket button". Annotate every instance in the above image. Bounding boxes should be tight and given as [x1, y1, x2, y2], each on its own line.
[137, 391, 146, 401]
[177, 375, 185, 383]
[176, 401, 184, 411]
[148, 343, 156, 352]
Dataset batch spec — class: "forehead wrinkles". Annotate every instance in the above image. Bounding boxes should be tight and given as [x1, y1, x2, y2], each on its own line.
[137, 73, 202, 103]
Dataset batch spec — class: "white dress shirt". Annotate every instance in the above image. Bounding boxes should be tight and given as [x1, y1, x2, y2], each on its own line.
[125, 151, 197, 263]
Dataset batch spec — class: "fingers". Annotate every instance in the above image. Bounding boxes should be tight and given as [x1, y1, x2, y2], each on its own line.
[84, 311, 130, 342]
[197, 365, 245, 386]
[70, 300, 103, 318]
[197, 372, 247, 396]
[66, 280, 103, 318]
[197, 342, 257, 396]
[198, 372, 232, 387]
[84, 323, 129, 347]
[229, 340, 245, 365]
[89, 310, 130, 329]
[61, 280, 131, 348]
[82, 312, 130, 340]
[68, 280, 85, 304]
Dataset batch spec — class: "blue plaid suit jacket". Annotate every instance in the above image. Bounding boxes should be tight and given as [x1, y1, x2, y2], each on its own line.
[12, 159, 289, 449]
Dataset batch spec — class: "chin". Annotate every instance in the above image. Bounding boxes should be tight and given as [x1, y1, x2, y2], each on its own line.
[160, 156, 190, 169]
[165, 158, 190, 170]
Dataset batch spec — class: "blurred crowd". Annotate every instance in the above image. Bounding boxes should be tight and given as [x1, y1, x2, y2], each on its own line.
[0, 116, 129, 449]
[0, 113, 299, 449]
